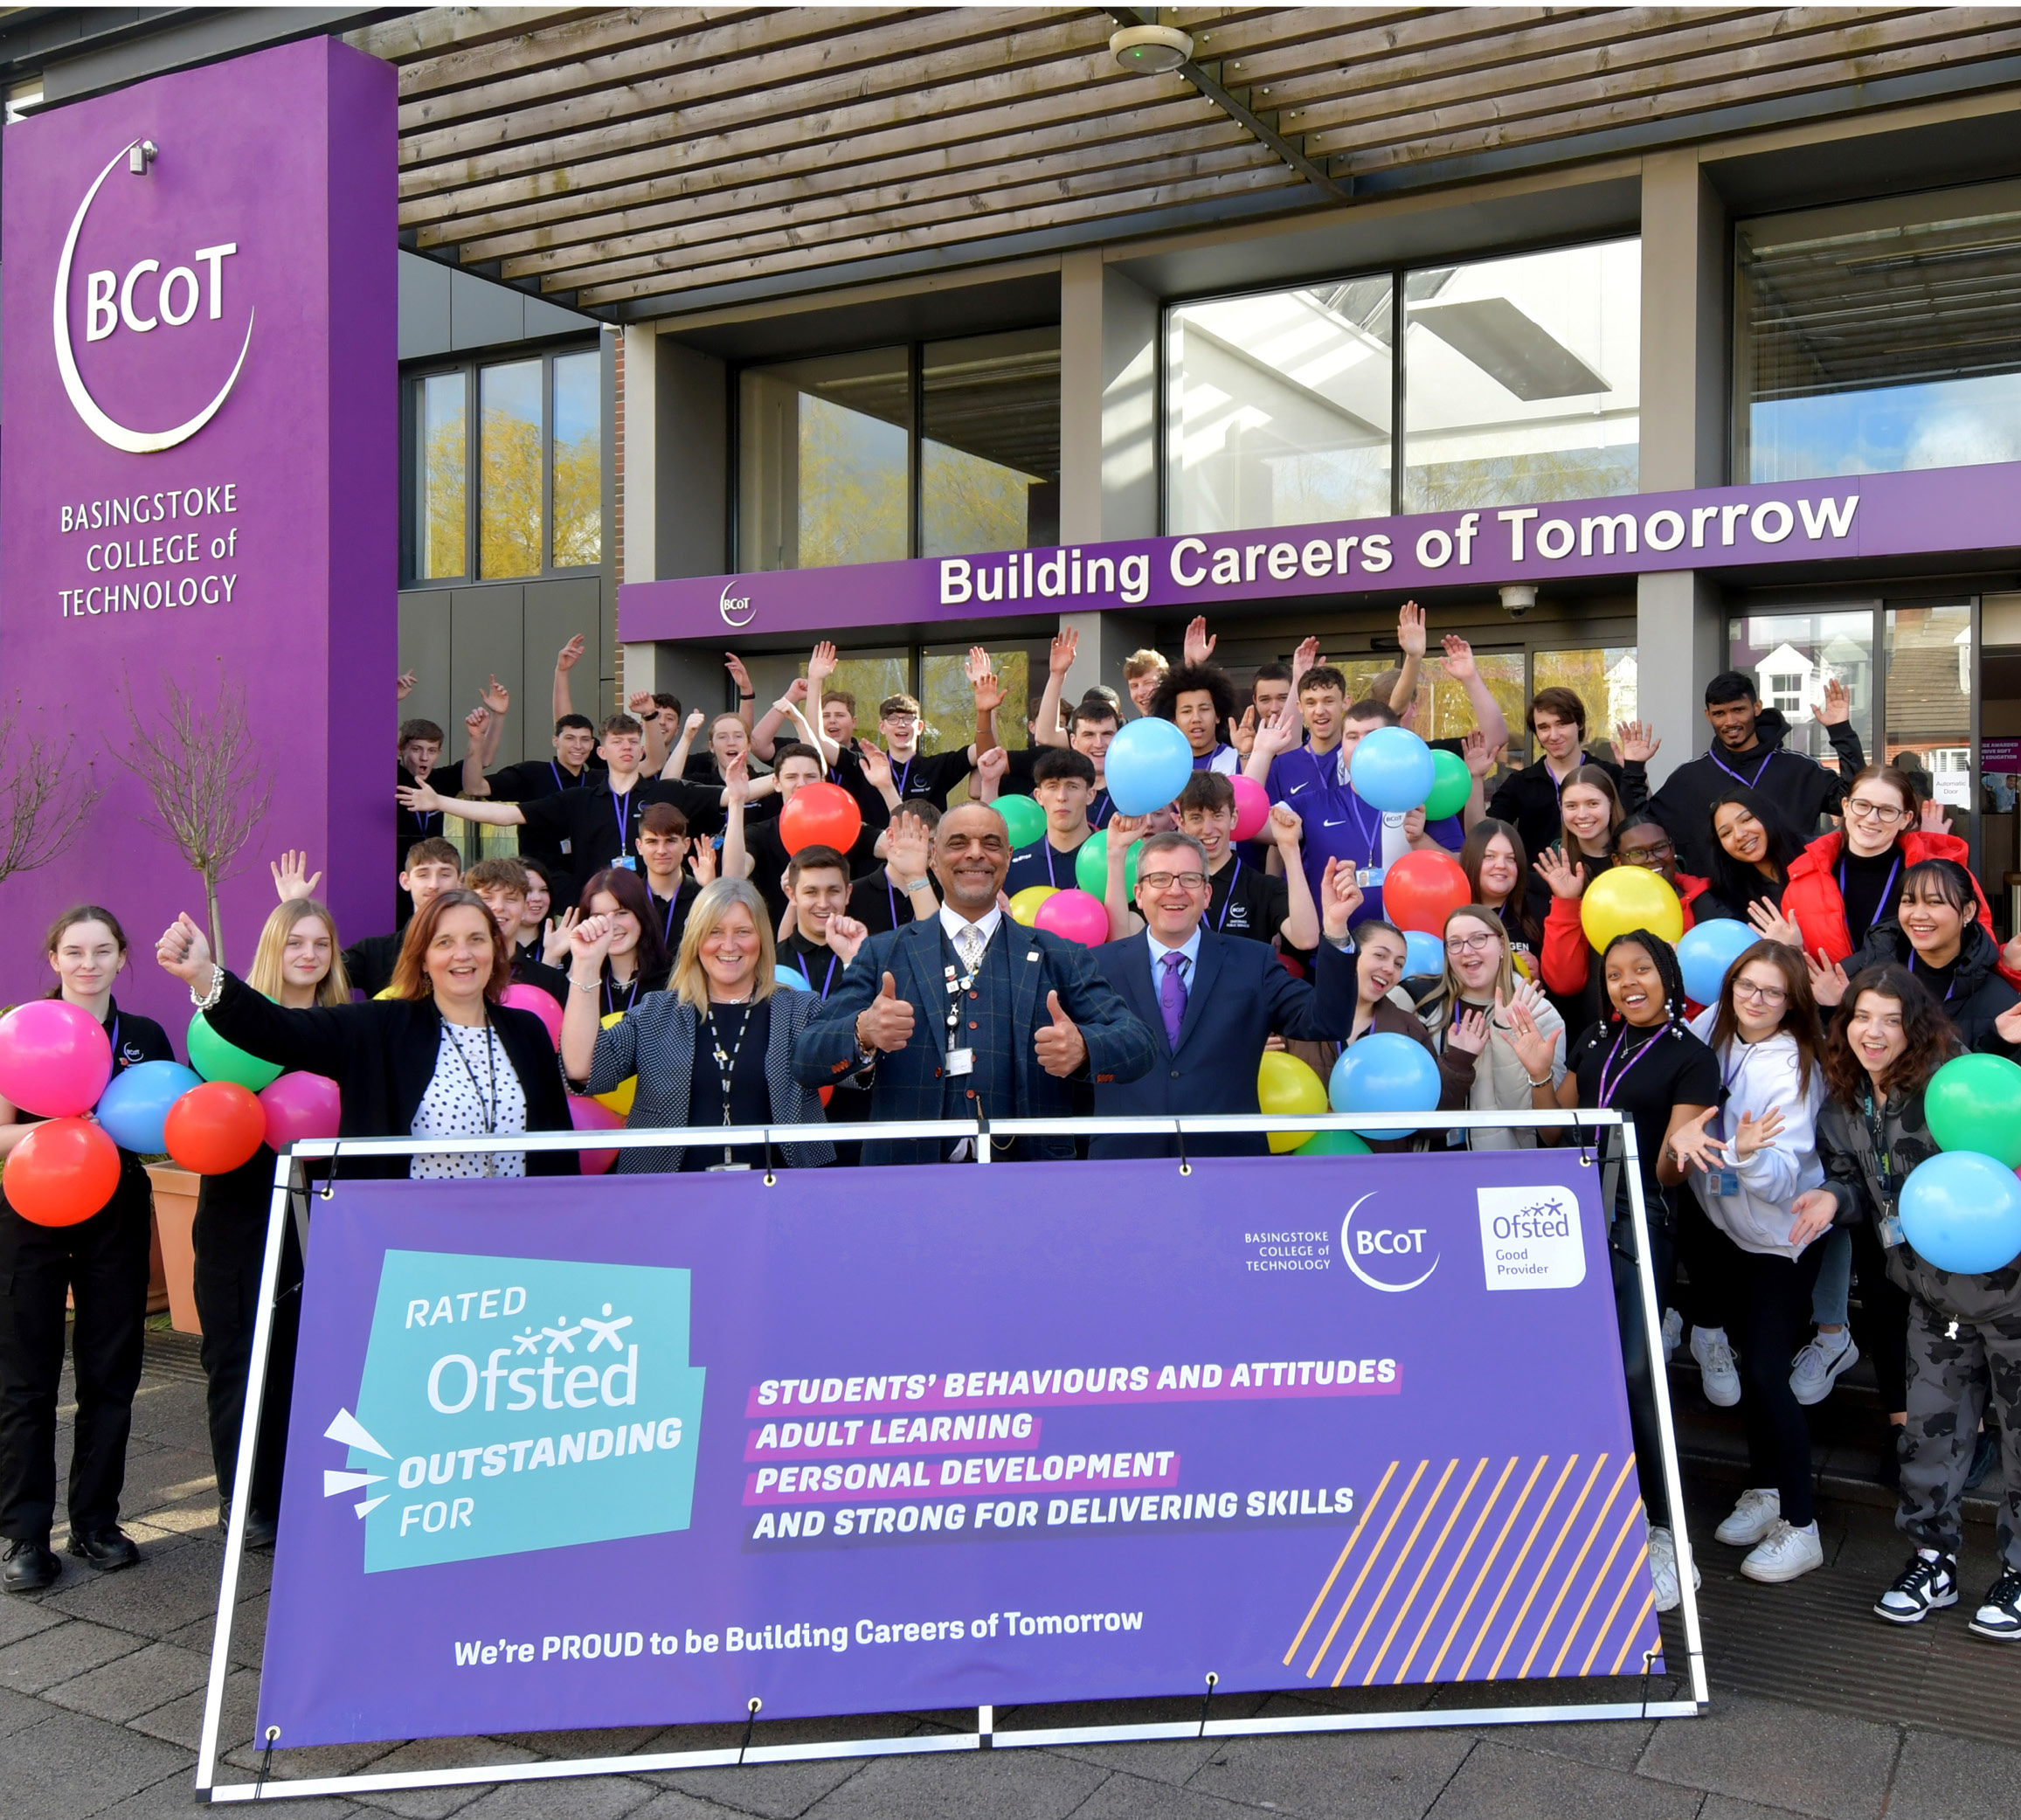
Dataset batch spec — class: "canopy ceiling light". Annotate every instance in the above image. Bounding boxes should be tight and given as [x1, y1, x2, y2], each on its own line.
[1110, 23, 1193, 73]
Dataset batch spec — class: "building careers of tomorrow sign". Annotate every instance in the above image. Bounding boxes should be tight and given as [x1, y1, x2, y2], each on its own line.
[202, 1141, 1705, 1801]
[0, 38, 395, 1018]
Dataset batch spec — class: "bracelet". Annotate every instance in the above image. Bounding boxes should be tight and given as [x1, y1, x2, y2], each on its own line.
[190, 965, 225, 1013]
[1526, 1075, 1553, 1089]
[570, 975, 601, 993]
[740, 691, 755, 699]
[900, 877, 930, 893]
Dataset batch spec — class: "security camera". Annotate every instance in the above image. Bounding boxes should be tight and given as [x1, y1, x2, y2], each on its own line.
[1110, 24, 1193, 72]
[1499, 585, 1537, 619]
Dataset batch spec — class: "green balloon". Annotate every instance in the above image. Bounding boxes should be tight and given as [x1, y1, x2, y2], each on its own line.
[1927, 1052, 2021, 1167]
[187, 1009, 283, 1092]
[1075, 831, 1141, 897]
[1294, 1129, 1373, 1157]
[1422, 748, 1472, 821]
[996, 792, 1047, 848]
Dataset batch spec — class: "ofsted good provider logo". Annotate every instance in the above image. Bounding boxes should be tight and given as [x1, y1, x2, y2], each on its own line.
[53, 139, 253, 454]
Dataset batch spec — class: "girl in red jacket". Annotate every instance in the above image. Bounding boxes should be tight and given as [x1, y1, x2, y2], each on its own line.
[1540, 813, 1711, 1002]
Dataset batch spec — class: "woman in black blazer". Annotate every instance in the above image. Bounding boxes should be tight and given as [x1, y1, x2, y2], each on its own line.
[155, 892, 577, 1181]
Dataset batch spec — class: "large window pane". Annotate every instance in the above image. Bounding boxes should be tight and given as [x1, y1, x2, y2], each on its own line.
[414, 371, 467, 580]
[1738, 183, 2021, 482]
[1166, 278, 1394, 532]
[1402, 239, 1639, 512]
[738, 349, 910, 571]
[1727, 609, 1875, 770]
[551, 350, 602, 568]
[920, 648, 1030, 758]
[922, 329, 1061, 557]
[479, 359, 543, 579]
[1532, 647, 1638, 758]
[1885, 603, 1973, 814]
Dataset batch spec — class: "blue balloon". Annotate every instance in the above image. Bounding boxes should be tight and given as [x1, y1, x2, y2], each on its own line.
[774, 965, 813, 993]
[1900, 1151, 2021, 1276]
[93, 1060, 203, 1155]
[1402, 931, 1445, 979]
[1347, 725, 1435, 813]
[1104, 716, 1195, 815]
[1328, 1032, 1441, 1139]
[1677, 917, 1756, 1006]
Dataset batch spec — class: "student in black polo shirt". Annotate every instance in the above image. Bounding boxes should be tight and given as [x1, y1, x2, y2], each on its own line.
[638, 800, 710, 960]
[1005, 748, 1097, 896]
[848, 804, 943, 936]
[463, 710, 606, 895]
[339, 838, 463, 997]
[1173, 771, 1319, 948]
[394, 714, 485, 915]
[876, 687, 985, 810]
[776, 845, 861, 1001]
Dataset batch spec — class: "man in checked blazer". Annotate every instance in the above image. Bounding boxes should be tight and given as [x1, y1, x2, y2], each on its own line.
[793, 802, 1157, 1163]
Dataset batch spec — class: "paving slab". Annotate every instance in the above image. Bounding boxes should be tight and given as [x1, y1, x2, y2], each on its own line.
[1637, 1693, 1900, 1820]
[42, 1533, 233, 1637]
[38, 1637, 212, 1722]
[1428, 1737, 1700, 1820]
[4, 1707, 198, 1820]
[348, 1735, 543, 1820]
[1184, 1726, 1477, 1819]
[1882, 1726, 2021, 1820]
[130, 1660, 260, 1753]
[1065, 1770, 1269, 1818]
[457, 1771, 663, 1819]
[0, 1616, 147, 1694]
[796, 1745, 1107, 1820]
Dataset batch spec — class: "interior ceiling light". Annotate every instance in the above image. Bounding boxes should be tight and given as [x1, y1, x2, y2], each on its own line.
[1111, 24, 1193, 72]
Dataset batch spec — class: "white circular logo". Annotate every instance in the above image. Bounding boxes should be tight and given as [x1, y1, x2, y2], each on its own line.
[719, 579, 754, 628]
[1340, 1193, 1439, 1293]
[53, 140, 254, 454]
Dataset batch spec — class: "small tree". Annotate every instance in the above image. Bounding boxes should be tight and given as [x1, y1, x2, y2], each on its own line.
[120, 663, 271, 967]
[0, 697, 101, 889]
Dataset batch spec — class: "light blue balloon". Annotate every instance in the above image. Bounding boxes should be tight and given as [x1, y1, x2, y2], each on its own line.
[1328, 1032, 1441, 1139]
[93, 1060, 203, 1155]
[1677, 917, 1756, 1006]
[1900, 1150, 2021, 1276]
[1347, 724, 1436, 813]
[774, 965, 813, 993]
[1104, 716, 1195, 815]
[1402, 931, 1445, 979]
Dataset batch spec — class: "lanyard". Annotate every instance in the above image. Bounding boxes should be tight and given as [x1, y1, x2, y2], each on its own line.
[703, 1002, 755, 1166]
[892, 754, 915, 799]
[1090, 789, 1111, 829]
[1710, 746, 1775, 791]
[1549, 753, 1588, 794]
[1838, 849, 1900, 936]
[106, 1013, 121, 1066]
[1213, 855, 1242, 931]
[657, 889, 681, 948]
[611, 786, 634, 857]
[439, 1013, 501, 1175]
[548, 759, 580, 795]
[1044, 842, 1066, 888]
[817, 950, 839, 1000]
[1907, 947, 1959, 1002]
[1861, 1090, 1896, 1197]
[1595, 1024, 1664, 1108]
[603, 970, 640, 1017]
[1714, 1040, 1754, 1139]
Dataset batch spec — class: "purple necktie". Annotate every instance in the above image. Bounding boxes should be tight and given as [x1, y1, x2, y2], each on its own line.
[1159, 951, 1188, 1050]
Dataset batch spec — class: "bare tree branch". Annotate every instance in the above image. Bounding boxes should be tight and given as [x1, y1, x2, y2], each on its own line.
[118, 663, 272, 967]
[0, 698, 101, 886]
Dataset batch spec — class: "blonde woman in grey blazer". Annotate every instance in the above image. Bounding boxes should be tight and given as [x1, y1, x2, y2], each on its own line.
[561, 878, 832, 1173]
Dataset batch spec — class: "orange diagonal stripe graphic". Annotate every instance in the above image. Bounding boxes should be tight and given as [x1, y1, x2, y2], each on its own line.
[1305, 1457, 1428, 1680]
[1284, 1459, 1398, 1666]
[1519, 1455, 1635, 1678]
[1425, 1454, 1547, 1684]
[1581, 1537, 1649, 1678]
[1332, 1457, 1458, 1687]
[1455, 1454, 1579, 1683]
[1395, 1455, 1517, 1685]
[1555, 1497, 1646, 1678]
[1488, 1453, 1608, 1683]
[1361, 1457, 1484, 1686]
[1609, 1590, 1661, 1677]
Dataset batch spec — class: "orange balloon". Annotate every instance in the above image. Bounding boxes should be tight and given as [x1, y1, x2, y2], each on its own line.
[3, 1117, 121, 1226]
[779, 781, 862, 856]
[163, 1081, 267, 1175]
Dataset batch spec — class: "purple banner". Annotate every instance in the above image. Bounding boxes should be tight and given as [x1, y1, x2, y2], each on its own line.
[620, 462, 2021, 646]
[0, 40, 395, 1021]
[258, 1153, 1658, 1747]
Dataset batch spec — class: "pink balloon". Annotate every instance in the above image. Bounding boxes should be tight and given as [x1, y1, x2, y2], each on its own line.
[0, 1000, 113, 1119]
[258, 1071, 341, 1151]
[1033, 888, 1110, 947]
[1230, 774, 1270, 843]
[501, 982, 564, 1048]
[570, 1094, 622, 1174]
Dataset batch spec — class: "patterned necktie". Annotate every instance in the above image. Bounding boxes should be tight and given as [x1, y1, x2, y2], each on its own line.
[1159, 951, 1188, 1049]
[956, 923, 985, 974]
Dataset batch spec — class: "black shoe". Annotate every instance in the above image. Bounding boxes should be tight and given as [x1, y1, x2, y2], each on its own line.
[1965, 1427, 2002, 1492]
[1969, 1569, 2021, 1642]
[66, 1526, 139, 1572]
[3, 1537, 60, 1594]
[244, 1511, 278, 1553]
[1874, 1550, 1958, 1624]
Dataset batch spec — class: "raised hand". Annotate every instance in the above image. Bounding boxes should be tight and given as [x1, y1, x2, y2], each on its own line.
[886, 809, 932, 880]
[1397, 600, 1427, 659]
[1183, 615, 1215, 666]
[1231, 704, 1257, 757]
[396, 668, 418, 702]
[1267, 800, 1304, 850]
[155, 912, 215, 986]
[1252, 700, 1301, 759]
[1533, 846, 1587, 901]
[1402, 806, 1428, 843]
[1746, 900, 1805, 949]
[542, 907, 580, 968]
[1448, 1006, 1490, 1055]
[723, 653, 753, 695]
[1462, 730, 1501, 779]
[778, 676, 810, 709]
[723, 751, 750, 805]
[1320, 855, 1364, 941]
[972, 666, 1005, 716]
[1668, 1105, 1726, 1174]
[1730, 1105, 1786, 1161]
[569, 912, 617, 973]
[271, 849, 322, 903]
[1788, 1187, 1838, 1248]
[856, 972, 915, 1054]
[627, 689, 656, 719]
[1291, 636, 1320, 685]
[963, 645, 993, 688]
[482, 675, 510, 716]
[1613, 719, 1661, 765]
[1034, 988, 1088, 1077]
[1049, 627, 1078, 676]
[1996, 999, 2021, 1049]
[1817, 677, 1850, 726]
[682, 709, 706, 738]
[1501, 993, 1557, 1083]
[973, 744, 1009, 798]
[688, 841, 718, 886]
[1506, 977, 1551, 1027]
[856, 738, 894, 792]
[556, 635, 586, 673]
[806, 640, 838, 686]
[396, 780, 443, 813]
[1807, 952, 1851, 1007]
[827, 915, 869, 965]
[1439, 633, 1475, 681]
[1919, 797, 1950, 834]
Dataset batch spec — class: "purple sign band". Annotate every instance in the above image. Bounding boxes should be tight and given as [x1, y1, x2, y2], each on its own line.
[620, 461, 2021, 646]
[259, 1153, 1657, 1747]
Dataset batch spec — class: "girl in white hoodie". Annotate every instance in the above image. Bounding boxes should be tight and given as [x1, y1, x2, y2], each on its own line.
[1671, 939, 1830, 1585]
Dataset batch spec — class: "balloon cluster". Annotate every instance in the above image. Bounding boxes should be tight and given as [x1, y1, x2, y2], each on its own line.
[1902, 1055, 2021, 1275]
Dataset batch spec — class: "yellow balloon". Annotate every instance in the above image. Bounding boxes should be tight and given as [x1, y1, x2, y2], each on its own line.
[1008, 885, 1059, 927]
[1580, 863, 1684, 951]
[593, 1008, 636, 1116]
[1257, 1051, 1329, 1154]
[374, 986, 399, 1000]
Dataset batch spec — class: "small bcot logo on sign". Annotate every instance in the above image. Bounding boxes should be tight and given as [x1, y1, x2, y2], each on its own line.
[1475, 1187, 1585, 1291]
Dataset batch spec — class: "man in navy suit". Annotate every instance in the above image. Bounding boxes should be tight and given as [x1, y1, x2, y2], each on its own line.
[794, 801, 1157, 1163]
[1088, 831, 1363, 1159]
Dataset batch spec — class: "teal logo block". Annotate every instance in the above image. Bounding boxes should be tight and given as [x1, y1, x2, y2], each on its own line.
[346, 1250, 705, 1572]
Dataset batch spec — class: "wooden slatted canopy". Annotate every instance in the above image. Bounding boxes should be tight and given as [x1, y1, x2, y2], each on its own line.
[350, 5, 2021, 325]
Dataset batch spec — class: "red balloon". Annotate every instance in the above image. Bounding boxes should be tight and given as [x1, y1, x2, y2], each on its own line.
[779, 781, 862, 856]
[3, 1118, 121, 1226]
[163, 1082, 266, 1176]
[1384, 849, 1471, 934]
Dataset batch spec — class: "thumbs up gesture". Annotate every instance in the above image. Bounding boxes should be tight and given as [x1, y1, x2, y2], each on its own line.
[855, 969, 915, 1055]
[1034, 987, 1088, 1078]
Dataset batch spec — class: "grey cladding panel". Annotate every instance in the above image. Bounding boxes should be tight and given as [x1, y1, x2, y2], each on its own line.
[450, 269, 524, 353]
[448, 585, 525, 760]
[397, 589, 453, 738]
[398, 253, 453, 362]
[524, 577, 608, 735]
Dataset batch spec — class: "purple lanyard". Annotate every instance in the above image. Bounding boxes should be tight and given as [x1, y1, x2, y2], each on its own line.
[1089, 789, 1111, 829]
[816, 951, 839, 1000]
[549, 759, 581, 795]
[1838, 849, 1900, 936]
[107, 1014, 121, 1068]
[1551, 754, 1588, 795]
[1710, 746, 1775, 792]
[659, 889, 681, 947]
[1213, 855, 1242, 931]
[885, 876, 898, 931]
[611, 786, 633, 856]
[1595, 1025, 1664, 1107]
[603, 972, 640, 1017]
[892, 754, 915, 799]
[1907, 949, 1958, 1002]
[1044, 842, 1065, 888]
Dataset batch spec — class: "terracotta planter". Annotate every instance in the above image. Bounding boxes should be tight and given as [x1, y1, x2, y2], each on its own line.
[147, 1163, 203, 1337]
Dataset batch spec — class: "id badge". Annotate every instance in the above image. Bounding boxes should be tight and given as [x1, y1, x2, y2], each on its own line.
[559, 837, 573, 855]
[1879, 1202, 1905, 1249]
[947, 1047, 975, 1076]
[1358, 866, 1387, 888]
[1709, 1167, 1741, 1198]
[613, 855, 637, 871]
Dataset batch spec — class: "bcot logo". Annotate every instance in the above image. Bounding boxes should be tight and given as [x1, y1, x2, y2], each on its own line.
[720, 579, 754, 627]
[1339, 1193, 1439, 1293]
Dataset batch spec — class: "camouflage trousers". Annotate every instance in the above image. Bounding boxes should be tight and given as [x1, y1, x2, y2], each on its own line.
[1899, 1295, 2021, 1570]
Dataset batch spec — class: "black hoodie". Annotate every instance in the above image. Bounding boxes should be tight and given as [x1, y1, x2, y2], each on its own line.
[1842, 917, 2018, 1052]
[1649, 706, 1864, 877]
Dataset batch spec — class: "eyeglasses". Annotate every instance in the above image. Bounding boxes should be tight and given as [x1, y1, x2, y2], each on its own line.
[1734, 981, 1789, 1006]
[1139, 871, 1209, 893]
[1444, 932, 1498, 954]
[1845, 798, 1907, 823]
[1621, 841, 1676, 863]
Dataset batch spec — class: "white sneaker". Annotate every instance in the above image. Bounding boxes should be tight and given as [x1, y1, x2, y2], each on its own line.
[1662, 1307, 1683, 1361]
[1691, 1326, 1741, 1406]
[1874, 1549, 1958, 1624]
[1647, 1525, 1680, 1612]
[1790, 1330, 1859, 1406]
[1716, 1486, 1782, 1547]
[1741, 1519, 1824, 1583]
